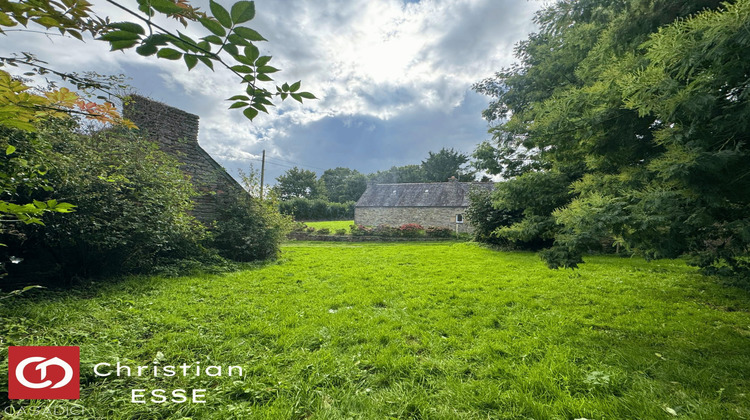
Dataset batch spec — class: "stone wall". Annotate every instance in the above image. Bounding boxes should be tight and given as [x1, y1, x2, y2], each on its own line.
[287, 233, 458, 242]
[123, 95, 246, 224]
[355, 206, 473, 233]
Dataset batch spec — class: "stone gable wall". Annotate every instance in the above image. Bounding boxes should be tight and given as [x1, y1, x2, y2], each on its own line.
[123, 95, 246, 224]
[355, 206, 473, 233]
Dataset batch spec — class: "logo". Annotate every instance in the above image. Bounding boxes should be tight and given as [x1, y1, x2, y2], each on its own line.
[8, 346, 80, 399]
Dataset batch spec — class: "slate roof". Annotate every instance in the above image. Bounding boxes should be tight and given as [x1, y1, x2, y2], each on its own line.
[356, 182, 494, 207]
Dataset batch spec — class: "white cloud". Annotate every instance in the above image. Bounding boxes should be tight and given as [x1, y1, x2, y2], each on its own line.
[1, 0, 542, 182]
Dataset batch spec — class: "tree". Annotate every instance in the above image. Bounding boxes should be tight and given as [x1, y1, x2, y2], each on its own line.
[320, 167, 367, 203]
[368, 149, 477, 184]
[421, 147, 475, 182]
[473, 0, 746, 274]
[273, 167, 325, 200]
[369, 164, 427, 184]
[0, 0, 315, 121]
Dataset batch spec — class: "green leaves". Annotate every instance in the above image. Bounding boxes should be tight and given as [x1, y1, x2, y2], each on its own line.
[199, 17, 226, 37]
[275, 80, 316, 103]
[136, 43, 158, 56]
[231, 1, 255, 24]
[257, 65, 278, 74]
[107, 22, 145, 35]
[203, 35, 223, 45]
[100, 22, 146, 52]
[110, 40, 139, 51]
[100, 27, 142, 51]
[210, 0, 232, 28]
[4, 0, 316, 124]
[99, 30, 141, 42]
[242, 106, 258, 120]
[229, 101, 249, 109]
[291, 92, 317, 103]
[245, 45, 260, 62]
[233, 26, 266, 41]
[184, 54, 198, 70]
[230, 65, 254, 73]
[470, 0, 750, 274]
[157, 48, 182, 60]
[148, 0, 184, 15]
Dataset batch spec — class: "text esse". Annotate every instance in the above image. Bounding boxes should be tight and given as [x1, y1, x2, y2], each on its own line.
[131, 389, 206, 404]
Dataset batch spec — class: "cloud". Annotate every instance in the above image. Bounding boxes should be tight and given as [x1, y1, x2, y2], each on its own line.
[0, 0, 541, 185]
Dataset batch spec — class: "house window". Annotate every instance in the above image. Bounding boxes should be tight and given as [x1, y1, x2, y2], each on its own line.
[456, 214, 464, 224]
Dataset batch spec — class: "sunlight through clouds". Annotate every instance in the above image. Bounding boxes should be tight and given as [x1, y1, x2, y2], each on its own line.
[0, 0, 542, 182]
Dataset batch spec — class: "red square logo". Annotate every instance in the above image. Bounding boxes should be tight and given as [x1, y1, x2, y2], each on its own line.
[8, 346, 80, 400]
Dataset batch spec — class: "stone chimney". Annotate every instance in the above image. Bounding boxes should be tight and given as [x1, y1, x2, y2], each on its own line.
[122, 95, 246, 224]
[123, 95, 200, 155]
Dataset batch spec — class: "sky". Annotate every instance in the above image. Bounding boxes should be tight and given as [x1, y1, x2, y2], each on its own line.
[2, 0, 543, 184]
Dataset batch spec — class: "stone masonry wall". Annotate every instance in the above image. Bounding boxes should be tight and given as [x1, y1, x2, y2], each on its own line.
[355, 206, 473, 233]
[124, 95, 246, 224]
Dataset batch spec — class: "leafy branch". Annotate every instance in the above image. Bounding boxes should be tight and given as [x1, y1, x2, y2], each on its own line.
[0, 0, 316, 120]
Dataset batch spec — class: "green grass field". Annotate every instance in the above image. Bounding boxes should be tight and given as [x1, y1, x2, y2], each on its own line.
[2, 242, 749, 419]
[304, 220, 354, 233]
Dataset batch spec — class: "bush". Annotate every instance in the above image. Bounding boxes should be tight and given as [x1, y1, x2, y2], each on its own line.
[350, 224, 374, 236]
[335, 229, 347, 235]
[350, 223, 429, 238]
[2, 121, 210, 282]
[306, 226, 316, 234]
[317, 228, 331, 235]
[291, 222, 308, 232]
[278, 197, 354, 220]
[374, 224, 398, 237]
[426, 226, 453, 238]
[210, 193, 292, 262]
[466, 186, 522, 246]
[398, 223, 425, 237]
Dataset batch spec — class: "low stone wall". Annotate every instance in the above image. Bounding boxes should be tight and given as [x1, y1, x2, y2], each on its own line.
[286, 233, 461, 242]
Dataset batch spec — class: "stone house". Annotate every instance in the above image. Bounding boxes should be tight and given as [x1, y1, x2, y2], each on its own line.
[355, 180, 494, 233]
[123, 95, 247, 224]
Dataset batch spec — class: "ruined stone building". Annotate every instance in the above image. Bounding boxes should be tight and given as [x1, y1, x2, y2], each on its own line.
[355, 180, 494, 233]
[123, 95, 246, 224]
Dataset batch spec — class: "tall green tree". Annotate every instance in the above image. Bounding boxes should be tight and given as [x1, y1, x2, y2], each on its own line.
[274, 167, 325, 200]
[421, 148, 475, 182]
[320, 167, 367, 203]
[369, 164, 427, 184]
[473, 0, 747, 274]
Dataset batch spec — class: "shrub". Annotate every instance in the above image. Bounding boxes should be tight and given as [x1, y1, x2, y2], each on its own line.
[335, 229, 347, 235]
[2, 121, 209, 282]
[426, 226, 453, 238]
[291, 222, 308, 232]
[374, 224, 398, 237]
[398, 223, 425, 237]
[351, 224, 374, 236]
[306, 226, 317, 234]
[317, 228, 331, 235]
[210, 193, 292, 262]
[466, 186, 522, 246]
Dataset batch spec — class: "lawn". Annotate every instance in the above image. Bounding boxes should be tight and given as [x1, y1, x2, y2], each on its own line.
[304, 220, 354, 233]
[1, 242, 749, 419]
